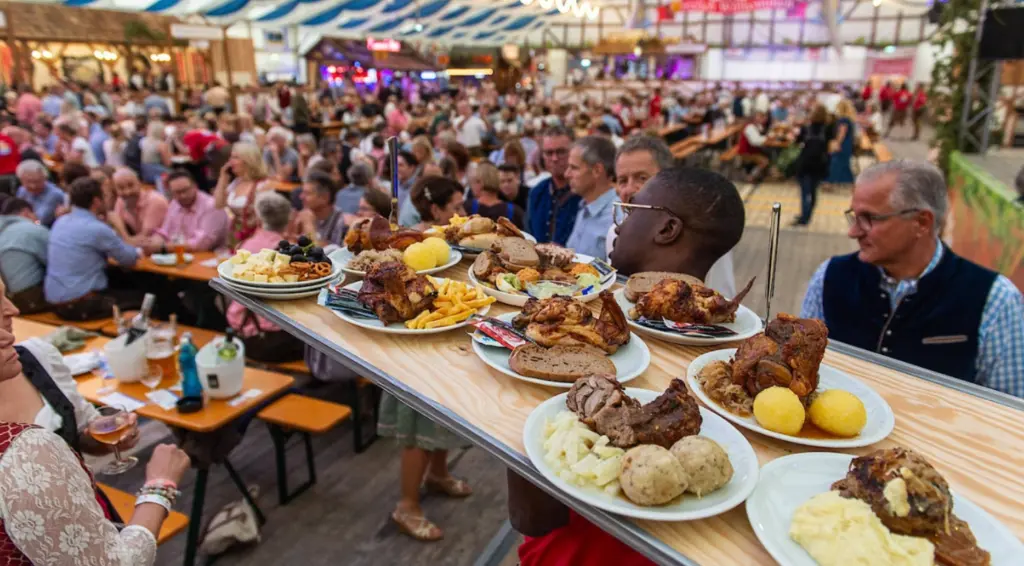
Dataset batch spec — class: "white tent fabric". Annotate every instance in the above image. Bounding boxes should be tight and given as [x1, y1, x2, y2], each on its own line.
[29, 0, 572, 45]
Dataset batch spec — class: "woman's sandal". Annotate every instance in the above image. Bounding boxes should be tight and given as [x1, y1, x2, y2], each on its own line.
[424, 475, 473, 498]
[391, 509, 443, 541]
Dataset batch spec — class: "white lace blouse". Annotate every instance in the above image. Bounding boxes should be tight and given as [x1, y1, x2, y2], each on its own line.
[0, 427, 157, 565]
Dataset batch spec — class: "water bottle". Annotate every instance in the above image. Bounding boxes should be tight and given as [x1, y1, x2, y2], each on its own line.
[179, 332, 204, 402]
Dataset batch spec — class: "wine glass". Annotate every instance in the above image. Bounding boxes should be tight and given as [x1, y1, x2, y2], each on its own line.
[140, 365, 163, 391]
[89, 406, 138, 475]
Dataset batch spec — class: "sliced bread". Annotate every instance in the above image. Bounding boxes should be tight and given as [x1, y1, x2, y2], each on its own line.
[509, 344, 616, 383]
[494, 237, 540, 271]
[624, 271, 705, 302]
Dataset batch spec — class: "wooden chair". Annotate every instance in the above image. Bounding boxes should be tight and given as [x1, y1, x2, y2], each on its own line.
[21, 311, 113, 333]
[99, 484, 189, 544]
[256, 394, 352, 504]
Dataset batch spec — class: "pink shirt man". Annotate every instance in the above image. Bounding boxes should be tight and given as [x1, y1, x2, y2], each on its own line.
[15, 94, 42, 127]
[226, 229, 284, 336]
[114, 190, 169, 238]
[154, 190, 229, 251]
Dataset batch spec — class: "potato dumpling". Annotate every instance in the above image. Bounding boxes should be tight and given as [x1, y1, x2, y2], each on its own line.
[753, 386, 806, 436]
[403, 242, 436, 271]
[619, 445, 688, 506]
[808, 390, 867, 437]
[670, 436, 733, 497]
[421, 237, 451, 266]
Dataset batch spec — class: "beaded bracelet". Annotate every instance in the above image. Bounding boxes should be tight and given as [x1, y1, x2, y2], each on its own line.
[144, 478, 178, 490]
[135, 493, 172, 513]
[137, 485, 181, 505]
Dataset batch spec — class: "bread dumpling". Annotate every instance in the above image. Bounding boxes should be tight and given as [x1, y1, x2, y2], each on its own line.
[619, 445, 688, 506]
[670, 436, 733, 497]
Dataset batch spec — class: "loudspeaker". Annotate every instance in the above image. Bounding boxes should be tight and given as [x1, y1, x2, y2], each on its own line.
[979, 8, 1024, 60]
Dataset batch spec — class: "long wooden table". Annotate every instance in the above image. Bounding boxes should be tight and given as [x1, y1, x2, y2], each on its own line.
[13, 317, 295, 566]
[131, 252, 220, 282]
[211, 263, 1024, 566]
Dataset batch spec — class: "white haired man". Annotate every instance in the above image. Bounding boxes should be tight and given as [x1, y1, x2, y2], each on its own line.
[15, 160, 65, 227]
[802, 159, 1024, 398]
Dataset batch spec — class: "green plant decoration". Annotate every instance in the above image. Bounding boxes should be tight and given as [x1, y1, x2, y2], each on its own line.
[929, 0, 983, 172]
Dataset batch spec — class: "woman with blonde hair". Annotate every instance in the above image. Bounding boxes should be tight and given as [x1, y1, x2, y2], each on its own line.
[825, 99, 857, 185]
[140, 121, 172, 184]
[214, 141, 272, 245]
[410, 136, 434, 168]
[467, 161, 525, 227]
[103, 124, 128, 168]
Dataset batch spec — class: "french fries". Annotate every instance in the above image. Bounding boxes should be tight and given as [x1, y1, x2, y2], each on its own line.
[405, 278, 496, 329]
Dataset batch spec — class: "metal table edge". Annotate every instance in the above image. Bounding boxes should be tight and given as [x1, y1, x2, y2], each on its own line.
[211, 279, 692, 566]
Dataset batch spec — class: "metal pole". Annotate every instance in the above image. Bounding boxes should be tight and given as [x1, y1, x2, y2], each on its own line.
[387, 136, 400, 226]
[979, 62, 1002, 153]
[764, 202, 781, 325]
[957, 0, 991, 152]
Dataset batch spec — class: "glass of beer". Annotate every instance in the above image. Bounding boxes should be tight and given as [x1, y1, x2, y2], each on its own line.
[89, 406, 138, 475]
[173, 233, 186, 266]
[147, 326, 178, 385]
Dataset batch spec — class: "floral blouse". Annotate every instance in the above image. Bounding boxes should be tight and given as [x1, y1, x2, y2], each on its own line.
[0, 427, 157, 565]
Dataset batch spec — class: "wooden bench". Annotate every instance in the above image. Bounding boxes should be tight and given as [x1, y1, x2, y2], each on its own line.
[22, 311, 113, 333]
[261, 360, 379, 453]
[99, 483, 189, 544]
[257, 394, 352, 504]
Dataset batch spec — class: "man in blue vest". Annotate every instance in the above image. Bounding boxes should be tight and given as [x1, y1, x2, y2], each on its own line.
[527, 126, 581, 245]
[802, 159, 1023, 398]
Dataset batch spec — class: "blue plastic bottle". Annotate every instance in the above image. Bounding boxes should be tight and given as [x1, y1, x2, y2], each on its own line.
[179, 332, 204, 402]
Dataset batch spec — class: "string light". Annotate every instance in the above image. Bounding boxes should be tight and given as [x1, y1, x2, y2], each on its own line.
[149, 53, 171, 62]
[94, 50, 118, 61]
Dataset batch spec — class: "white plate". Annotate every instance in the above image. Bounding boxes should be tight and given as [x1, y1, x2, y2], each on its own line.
[472, 312, 649, 388]
[217, 249, 345, 289]
[223, 286, 326, 300]
[524, 388, 759, 521]
[746, 452, 1023, 566]
[613, 288, 763, 345]
[455, 231, 538, 257]
[325, 279, 491, 334]
[468, 253, 616, 307]
[337, 247, 463, 277]
[150, 253, 194, 266]
[686, 349, 895, 448]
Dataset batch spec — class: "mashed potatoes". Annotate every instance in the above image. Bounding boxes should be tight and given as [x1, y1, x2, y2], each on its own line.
[790, 491, 935, 566]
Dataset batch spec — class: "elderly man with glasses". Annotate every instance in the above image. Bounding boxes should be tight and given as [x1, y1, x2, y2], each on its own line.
[801, 159, 1024, 398]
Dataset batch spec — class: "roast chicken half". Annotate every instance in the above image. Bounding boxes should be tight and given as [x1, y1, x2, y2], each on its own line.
[731, 313, 828, 398]
[511, 291, 630, 354]
[357, 261, 436, 324]
[630, 277, 756, 324]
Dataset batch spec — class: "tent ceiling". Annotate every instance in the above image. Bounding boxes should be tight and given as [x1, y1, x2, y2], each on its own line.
[28, 0, 576, 45]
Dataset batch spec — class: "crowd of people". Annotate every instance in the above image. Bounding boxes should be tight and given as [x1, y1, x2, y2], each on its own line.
[0, 74, 1019, 564]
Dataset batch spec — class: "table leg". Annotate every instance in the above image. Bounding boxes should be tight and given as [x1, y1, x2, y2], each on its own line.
[223, 458, 267, 525]
[182, 467, 209, 566]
